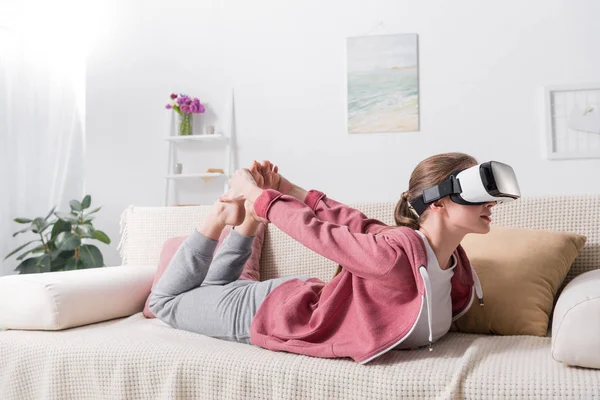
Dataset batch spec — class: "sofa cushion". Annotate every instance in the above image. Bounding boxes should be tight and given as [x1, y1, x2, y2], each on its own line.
[452, 226, 586, 336]
[552, 269, 600, 369]
[0, 265, 156, 330]
[143, 223, 266, 318]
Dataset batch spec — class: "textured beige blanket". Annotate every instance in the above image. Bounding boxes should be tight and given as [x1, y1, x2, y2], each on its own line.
[1, 312, 598, 399]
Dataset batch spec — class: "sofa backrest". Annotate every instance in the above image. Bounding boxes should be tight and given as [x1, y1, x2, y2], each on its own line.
[118, 195, 599, 286]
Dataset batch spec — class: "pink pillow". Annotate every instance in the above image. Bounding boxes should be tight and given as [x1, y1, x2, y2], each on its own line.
[143, 223, 266, 319]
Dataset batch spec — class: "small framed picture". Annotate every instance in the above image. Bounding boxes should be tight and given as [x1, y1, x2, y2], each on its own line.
[544, 83, 600, 160]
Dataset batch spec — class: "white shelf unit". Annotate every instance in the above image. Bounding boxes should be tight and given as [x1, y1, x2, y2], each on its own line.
[164, 131, 233, 206]
[164, 134, 228, 142]
[165, 172, 226, 180]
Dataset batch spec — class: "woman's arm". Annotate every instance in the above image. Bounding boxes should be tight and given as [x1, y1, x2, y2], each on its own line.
[245, 162, 387, 234]
[278, 176, 386, 234]
[246, 187, 402, 280]
[270, 169, 386, 233]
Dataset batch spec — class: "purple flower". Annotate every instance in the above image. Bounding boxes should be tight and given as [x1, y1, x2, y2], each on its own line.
[166, 94, 206, 113]
[176, 95, 189, 105]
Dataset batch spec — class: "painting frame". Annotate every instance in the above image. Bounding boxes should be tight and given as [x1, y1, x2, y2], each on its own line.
[544, 83, 600, 160]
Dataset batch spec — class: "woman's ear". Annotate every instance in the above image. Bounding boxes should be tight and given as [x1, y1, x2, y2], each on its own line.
[428, 198, 446, 213]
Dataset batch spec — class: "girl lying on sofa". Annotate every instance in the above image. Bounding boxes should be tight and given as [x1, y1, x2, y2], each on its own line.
[149, 153, 520, 364]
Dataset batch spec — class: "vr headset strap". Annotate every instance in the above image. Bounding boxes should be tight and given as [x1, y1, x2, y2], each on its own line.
[410, 175, 461, 216]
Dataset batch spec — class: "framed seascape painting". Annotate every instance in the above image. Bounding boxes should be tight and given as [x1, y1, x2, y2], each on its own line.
[347, 33, 420, 134]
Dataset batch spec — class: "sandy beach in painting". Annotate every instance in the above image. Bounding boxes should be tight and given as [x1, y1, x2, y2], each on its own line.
[347, 34, 419, 133]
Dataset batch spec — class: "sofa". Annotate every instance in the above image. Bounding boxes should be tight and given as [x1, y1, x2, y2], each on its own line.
[1, 195, 600, 399]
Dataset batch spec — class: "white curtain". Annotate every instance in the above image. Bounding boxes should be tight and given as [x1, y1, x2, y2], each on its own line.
[0, 22, 86, 276]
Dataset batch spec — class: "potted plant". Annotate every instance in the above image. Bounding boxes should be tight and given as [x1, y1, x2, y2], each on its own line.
[4, 195, 111, 274]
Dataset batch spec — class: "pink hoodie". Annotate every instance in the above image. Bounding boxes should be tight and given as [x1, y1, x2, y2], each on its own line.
[249, 189, 483, 364]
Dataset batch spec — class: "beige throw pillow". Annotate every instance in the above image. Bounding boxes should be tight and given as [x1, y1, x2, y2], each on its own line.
[452, 226, 586, 337]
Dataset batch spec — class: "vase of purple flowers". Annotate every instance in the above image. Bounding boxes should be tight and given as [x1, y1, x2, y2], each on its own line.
[166, 93, 206, 136]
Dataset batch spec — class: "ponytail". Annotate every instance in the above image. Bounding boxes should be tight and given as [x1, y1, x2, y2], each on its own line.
[394, 191, 420, 230]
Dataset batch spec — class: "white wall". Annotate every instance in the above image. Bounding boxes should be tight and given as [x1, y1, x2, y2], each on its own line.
[86, 0, 600, 267]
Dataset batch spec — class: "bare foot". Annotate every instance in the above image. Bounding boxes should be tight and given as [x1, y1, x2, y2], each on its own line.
[198, 200, 245, 240]
[212, 200, 245, 226]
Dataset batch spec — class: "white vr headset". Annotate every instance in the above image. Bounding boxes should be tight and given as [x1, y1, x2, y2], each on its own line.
[410, 161, 521, 216]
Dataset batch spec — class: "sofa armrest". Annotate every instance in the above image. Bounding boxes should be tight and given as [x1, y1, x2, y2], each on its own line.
[551, 269, 600, 369]
[0, 265, 156, 331]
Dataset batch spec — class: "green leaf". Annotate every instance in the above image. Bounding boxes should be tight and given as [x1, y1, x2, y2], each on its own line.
[15, 259, 27, 272]
[64, 257, 82, 271]
[55, 232, 81, 251]
[49, 250, 62, 261]
[76, 224, 94, 238]
[40, 222, 53, 234]
[50, 256, 67, 272]
[37, 254, 51, 272]
[70, 200, 83, 212]
[4, 240, 38, 260]
[50, 249, 74, 261]
[16, 244, 46, 261]
[81, 195, 91, 209]
[12, 226, 32, 237]
[80, 244, 103, 268]
[55, 212, 78, 223]
[44, 206, 57, 221]
[17, 255, 51, 274]
[30, 217, 46, 233]
[51, 219, 72, 240]
[86, 206, 102, 215]
[14, 218, 33, 224]
[92, 230, 110, 244]
[82, 216, 96, 223]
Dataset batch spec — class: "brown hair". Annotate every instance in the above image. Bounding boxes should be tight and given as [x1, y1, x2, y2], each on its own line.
[331, 152, 478, 280]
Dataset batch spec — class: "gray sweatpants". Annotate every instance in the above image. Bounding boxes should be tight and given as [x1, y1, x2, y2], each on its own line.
[148, 228, 309, 344]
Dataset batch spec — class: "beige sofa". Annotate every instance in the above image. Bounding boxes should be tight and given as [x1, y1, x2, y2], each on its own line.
[1, 195, 599, 399]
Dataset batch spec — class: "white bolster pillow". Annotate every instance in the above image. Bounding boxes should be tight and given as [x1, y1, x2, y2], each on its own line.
[551, 269, 600, 369]
[0, 265, 156, 330]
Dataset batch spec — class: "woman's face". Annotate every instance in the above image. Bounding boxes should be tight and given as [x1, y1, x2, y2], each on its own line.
[442, 198, 496, 234]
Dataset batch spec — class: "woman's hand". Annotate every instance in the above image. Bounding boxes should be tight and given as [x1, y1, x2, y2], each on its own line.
[250, 160, 280, 190]
[250, 160, 294, 194]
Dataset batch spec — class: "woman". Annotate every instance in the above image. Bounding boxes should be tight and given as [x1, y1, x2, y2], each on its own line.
[149, 153, 501, 365]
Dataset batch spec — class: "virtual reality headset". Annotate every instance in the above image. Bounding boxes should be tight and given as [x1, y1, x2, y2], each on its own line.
[410, 161, 521, 216]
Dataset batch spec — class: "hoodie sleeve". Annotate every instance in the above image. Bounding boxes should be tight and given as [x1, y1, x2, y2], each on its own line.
[254, 189, 401, 280]
[303, 190, 388, 234]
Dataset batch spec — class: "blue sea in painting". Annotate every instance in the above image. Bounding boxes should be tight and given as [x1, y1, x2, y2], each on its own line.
[348, 66, 419, 133]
